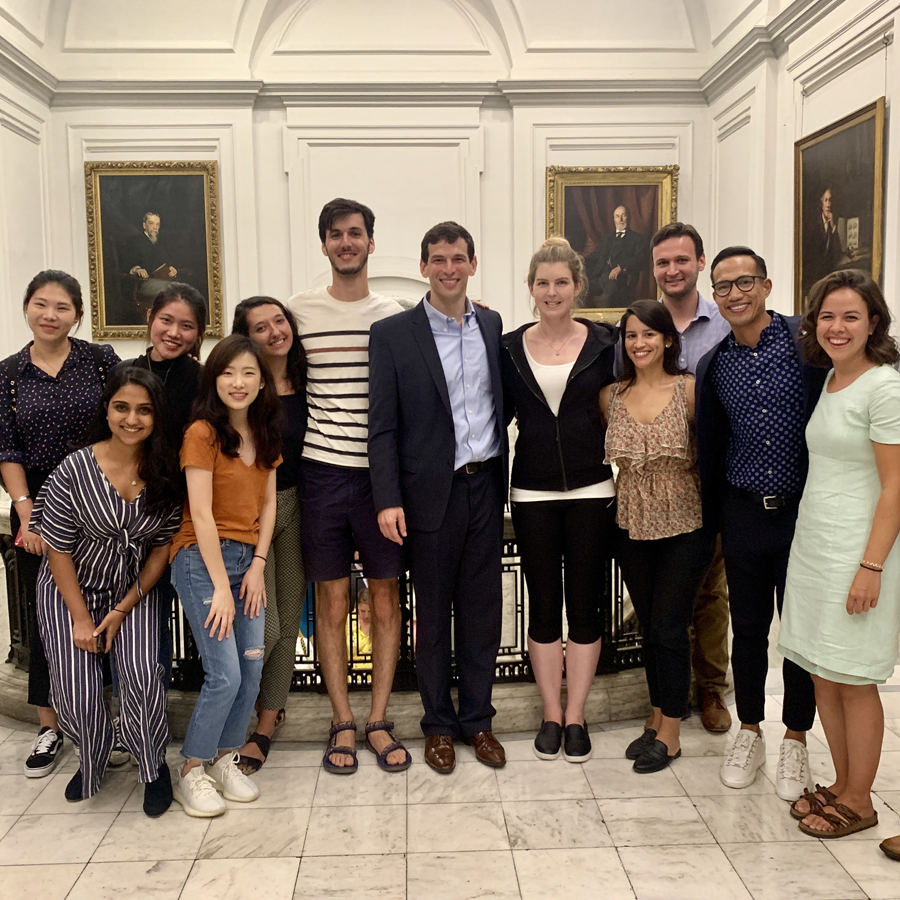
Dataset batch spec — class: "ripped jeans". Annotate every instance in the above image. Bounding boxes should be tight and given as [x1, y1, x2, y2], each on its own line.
[172, 540, 265, 761]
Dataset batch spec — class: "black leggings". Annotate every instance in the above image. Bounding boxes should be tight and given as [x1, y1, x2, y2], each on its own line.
[618, 527, 715, 719]
[512, 497, 617, 645]
[9, 469, 52, 709]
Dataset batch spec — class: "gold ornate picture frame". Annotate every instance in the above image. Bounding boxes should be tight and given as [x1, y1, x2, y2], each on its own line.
[794, 98, 885, 313]
[84, 161, 224, 340]
[546, 166, 679, 324]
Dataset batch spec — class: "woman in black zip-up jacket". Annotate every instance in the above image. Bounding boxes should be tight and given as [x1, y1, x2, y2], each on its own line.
[501, 237, 617, 764]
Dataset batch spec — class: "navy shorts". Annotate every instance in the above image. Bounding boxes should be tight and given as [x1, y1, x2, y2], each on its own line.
[298, 459, 406, 583]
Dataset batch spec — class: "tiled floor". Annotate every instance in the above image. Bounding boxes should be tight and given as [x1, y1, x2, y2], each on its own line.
[1, 682, 900, 899]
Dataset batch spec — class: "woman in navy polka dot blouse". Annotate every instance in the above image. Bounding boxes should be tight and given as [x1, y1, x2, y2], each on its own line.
[0, 270, 119, 780]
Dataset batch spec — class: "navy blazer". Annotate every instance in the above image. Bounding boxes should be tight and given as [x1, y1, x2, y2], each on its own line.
[368, 300, 508, 533]
[695, 313, 828, 531]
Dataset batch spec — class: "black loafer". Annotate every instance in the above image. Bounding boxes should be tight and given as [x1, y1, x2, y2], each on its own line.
[563, 723, 592, 763]
[65, 769, 84, 802]
[143, 763, 173, 818]
[633, 739, 682, 774]
[533, 721, 563, 760]
[625, 728, 657, 760]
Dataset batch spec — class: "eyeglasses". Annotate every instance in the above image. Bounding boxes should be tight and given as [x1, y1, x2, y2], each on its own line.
[712, 275, 766, 297]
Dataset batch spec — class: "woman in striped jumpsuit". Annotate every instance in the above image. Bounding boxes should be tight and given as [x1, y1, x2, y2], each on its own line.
[31, 367, 183, 815]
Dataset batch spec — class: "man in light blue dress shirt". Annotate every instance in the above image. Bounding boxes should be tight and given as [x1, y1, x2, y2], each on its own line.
[369, 222, 508, 774]
[650, 223, 733, 734]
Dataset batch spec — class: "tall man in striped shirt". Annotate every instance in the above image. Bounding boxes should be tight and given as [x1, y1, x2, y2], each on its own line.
[288, 199, 408, 773]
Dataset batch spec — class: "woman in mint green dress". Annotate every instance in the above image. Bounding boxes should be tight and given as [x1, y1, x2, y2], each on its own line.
[779, 270, 900, 841]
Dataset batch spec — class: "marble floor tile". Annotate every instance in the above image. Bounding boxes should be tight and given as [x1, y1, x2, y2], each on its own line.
[0, 863, 84, 899]
[303, 803, 406, 856]
[514, 847, 635, 899]
[0, 725, 14, 743]
[878, 692, 900, 718]
[826, 839, 900, 900]
[873, 752, 900, 791]
[408, 801, 509, 853]
[723, 841, 866, 900]
[181, 856, 300, 900]
[198, 806, 310, 858]
[497, 737, 541, 762]
[25, 769, 137, 815]
[407, 759, 500, 804]
[675, 720, 734, 758]
[0, 813, 116, 864]
[692, 793, 816, 844]
[0, 816, 18, 844]
[0, 773, 49, 815]
[876, 790, 900, 814]
[407, 850, 520, 900]
[578, 726, 645, 759]
[876, 725, 900, 753]
[294, 853, 407, 899]
[92, 811, 210, 862]
[674, 755, 771, 796]
[495, 759, 592, 802]
[223, 765, 318, 809]
[598, 797, 715, 847]
[619, 844, 752, 900]
[503, 798, 612, 850]
[313, 763, 406, 807]
[66, 860, 193, 900]
[583, 757, 686, 799]
[264, 748, 324, 768]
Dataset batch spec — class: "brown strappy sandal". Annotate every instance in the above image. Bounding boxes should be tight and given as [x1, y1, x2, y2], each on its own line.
[790, 784, 838, 821]
[797, 797, 878, 839]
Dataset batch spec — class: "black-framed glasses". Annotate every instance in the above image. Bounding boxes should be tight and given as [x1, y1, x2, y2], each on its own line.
[712, 275, 765, 297]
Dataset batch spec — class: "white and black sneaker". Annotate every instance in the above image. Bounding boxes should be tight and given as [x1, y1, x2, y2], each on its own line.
[24, 727, 64, 778]
[108, 717, 131, 768]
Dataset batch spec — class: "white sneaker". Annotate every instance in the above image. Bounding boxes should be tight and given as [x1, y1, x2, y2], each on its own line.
[720, 729, 766, 789]
[206, 752, 260, 803]
[172, 766, 226, 817]
[775, 738, 812, 802]
[108, 717, 132, 768]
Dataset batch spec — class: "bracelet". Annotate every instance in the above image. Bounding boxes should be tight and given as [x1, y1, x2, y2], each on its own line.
[860, 559, 884, 572]
[110, 607, 127, 616]
[253, 554, 267, 562]
[12, 494, 30, 505]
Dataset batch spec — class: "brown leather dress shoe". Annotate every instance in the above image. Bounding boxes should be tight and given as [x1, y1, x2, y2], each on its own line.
[880, 834, 900, 861]
[466, 731, 506, 768]
[700, 689, 732, 734]
[424, 735, 456, 774]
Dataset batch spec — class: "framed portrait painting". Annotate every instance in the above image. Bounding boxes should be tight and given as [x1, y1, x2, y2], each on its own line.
[546, 166, 679, 323]
[84, 161, 224, 340]
[794, 97, 885, 312]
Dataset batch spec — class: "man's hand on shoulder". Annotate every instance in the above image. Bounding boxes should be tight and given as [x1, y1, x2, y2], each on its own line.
[378, 507, 407, 545]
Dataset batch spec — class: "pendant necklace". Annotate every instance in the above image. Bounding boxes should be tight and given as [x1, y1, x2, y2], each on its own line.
[536, 327, 577, 356]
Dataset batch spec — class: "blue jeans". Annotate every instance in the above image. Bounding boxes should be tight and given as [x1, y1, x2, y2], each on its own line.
[172, 540, 265, 761]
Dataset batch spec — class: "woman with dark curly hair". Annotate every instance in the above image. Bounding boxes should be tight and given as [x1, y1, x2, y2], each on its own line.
[232, 297, 308, 772]
[779, 270, 900, 841]
[30, 367, 183, 814]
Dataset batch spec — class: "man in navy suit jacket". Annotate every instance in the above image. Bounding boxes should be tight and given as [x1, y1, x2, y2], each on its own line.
[368, 222, 508, 774]
[695, 245, 827, 803]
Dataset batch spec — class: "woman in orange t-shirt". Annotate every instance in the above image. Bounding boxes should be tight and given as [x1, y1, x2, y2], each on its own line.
[170, 334, 282, 818]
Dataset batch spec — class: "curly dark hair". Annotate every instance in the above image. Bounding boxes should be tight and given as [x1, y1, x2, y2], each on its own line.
[190, 334, 282, 469]
[79, 366, 185, 513]
[231, 296, 306, 394]
[799, 269, 899, 367]
[617, 299, 687, 389]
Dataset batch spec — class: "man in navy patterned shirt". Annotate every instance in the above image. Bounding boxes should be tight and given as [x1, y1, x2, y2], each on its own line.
[695, 246, 827, 802]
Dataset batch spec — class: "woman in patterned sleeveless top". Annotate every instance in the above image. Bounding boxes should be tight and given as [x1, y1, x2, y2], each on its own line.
[600, 300, 714, 774]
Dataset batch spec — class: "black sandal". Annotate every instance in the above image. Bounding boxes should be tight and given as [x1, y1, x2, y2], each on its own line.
[323, 721, 358, 775]
[365, 720, 412, 772]
[237, 731, 271, 775]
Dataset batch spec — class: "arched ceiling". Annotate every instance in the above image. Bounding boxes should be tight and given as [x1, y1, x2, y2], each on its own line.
[0, 0, 842, 104]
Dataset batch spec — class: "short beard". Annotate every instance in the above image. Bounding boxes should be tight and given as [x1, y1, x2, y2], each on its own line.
[329, 250, 368, 277]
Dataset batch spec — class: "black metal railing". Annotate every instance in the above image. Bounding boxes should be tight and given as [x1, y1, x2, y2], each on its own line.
[3, 529, 643, 691]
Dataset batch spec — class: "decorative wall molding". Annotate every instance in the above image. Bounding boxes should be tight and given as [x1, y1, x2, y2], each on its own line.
[0, 90, 44, 143]
[547, 137, 680, 152]
[788, 14, 893, 96]
[51, 80, 264, 109]
[0, 33, 55, 106]
[713, 87, 755, 141]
